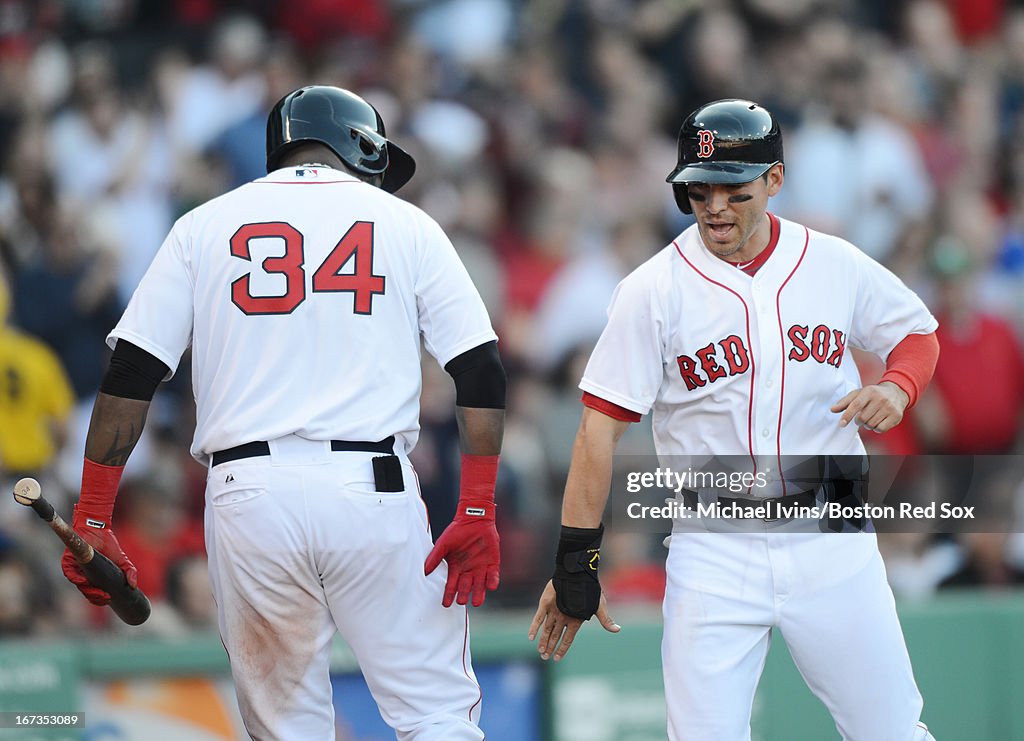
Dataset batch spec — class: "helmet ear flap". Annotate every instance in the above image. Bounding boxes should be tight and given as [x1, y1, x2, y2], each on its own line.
[673, 184, 692, 214]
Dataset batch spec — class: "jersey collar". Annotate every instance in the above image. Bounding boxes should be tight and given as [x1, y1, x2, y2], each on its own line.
[730, 213, 780, 276]
[677, 212, 803, 291]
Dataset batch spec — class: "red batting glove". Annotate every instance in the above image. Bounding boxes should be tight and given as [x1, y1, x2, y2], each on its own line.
[424, 455, 501, 608]
[61, 459, 138, 606]
[61, 506, 139, 605]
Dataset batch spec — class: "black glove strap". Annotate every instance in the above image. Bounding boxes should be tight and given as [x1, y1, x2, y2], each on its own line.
[553, 524, 604, 620]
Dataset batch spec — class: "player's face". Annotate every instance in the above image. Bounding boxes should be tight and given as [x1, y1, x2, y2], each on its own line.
[687, 165, 784, 262]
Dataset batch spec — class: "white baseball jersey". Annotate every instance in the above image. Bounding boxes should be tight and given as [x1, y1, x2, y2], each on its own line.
[580, 213, 937, 461]
[581, 213, 938, 741]
[109, 166, 496, 462]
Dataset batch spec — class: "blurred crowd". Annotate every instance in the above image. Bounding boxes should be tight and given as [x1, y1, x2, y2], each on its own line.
[1, 0, 1024, 638]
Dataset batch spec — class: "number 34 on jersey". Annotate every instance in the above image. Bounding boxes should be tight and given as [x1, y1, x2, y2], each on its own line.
[229, 220, 385, 316]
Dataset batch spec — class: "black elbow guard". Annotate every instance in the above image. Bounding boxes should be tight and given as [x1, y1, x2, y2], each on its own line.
[99, 341, 170, 401]
[444, 341, 507, 409]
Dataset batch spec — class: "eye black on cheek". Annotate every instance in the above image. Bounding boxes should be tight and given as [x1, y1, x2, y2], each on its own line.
[688, 192, 706, 202]
[729, 194, 753, 203]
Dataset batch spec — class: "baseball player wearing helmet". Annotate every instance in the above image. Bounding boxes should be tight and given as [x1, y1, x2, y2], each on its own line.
[530, 100, 940, 740]
[61, 85, 505, 740]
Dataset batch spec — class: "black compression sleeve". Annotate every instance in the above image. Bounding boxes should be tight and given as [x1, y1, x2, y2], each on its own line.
[99, 341, 170, 401]
[443, 341, 507, 409]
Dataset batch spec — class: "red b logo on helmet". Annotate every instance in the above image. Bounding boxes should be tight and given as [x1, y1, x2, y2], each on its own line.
[696, 129, 715, 158]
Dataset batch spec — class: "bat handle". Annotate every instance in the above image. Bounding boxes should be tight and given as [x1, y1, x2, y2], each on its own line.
[29, 497, 56, 522]
[28, 496, 98, 565]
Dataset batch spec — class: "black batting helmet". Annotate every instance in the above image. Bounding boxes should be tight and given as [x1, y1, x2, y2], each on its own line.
[666, 99, 783, 214]
[266, 86, 416, 193]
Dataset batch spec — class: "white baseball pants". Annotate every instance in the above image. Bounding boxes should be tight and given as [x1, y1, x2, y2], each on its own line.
[662, 531, 934, 740]
[203, 435, 484, 741]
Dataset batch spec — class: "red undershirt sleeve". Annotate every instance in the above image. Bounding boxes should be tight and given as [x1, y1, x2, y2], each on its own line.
[879, 332, 939, 410]
[581, 391, 642, 423]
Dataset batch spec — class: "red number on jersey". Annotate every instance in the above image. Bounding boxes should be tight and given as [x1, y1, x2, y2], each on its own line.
[230, 222, 305, 315]
[230, 221, 385, 316]
[311, 221, 385, 315]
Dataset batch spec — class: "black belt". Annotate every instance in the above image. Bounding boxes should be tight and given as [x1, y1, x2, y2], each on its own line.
[681, 489, 819, 522]
[211, 436, 396, 467]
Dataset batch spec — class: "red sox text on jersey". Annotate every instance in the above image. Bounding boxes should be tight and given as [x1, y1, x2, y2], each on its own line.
[676, 326, 846, 391]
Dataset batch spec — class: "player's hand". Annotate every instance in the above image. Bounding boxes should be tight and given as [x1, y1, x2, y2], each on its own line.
[61, 505, 138, 606]
[424, 516, 500, 608]
[528, 580, 620, 661]
[831, 382, 910, 434]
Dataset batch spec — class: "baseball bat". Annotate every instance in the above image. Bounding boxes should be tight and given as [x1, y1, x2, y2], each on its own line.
[13, 478, 151, 626]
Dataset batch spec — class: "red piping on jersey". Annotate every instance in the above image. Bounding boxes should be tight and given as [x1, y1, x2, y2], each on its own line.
[674, 240, 757, 473]
[463, 609, 483, 722]
[412, 470, 431, 533]
[424, 470, 481, 723]
[774, 226, 810, 496]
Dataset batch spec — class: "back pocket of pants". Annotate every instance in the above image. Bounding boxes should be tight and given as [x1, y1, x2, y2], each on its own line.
[207, 465, 267, 507]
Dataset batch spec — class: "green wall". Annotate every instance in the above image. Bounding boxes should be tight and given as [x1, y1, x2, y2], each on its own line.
[1, 593, 1022, 740]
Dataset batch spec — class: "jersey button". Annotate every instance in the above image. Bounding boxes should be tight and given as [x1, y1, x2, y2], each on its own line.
[765, 378, 774, 388]
[761, 428, 770, 438]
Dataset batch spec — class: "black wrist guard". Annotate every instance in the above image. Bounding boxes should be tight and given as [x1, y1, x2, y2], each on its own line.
[552, 524, 604, 620]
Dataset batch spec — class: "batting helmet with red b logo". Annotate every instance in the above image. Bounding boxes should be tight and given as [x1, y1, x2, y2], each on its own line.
[666, 99, 783, 214]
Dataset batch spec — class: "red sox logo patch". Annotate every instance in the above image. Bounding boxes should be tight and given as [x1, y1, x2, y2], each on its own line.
[696, 129, 715, 158]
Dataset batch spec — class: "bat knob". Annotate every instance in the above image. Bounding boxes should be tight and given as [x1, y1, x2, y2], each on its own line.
[13, 478, 41, 506]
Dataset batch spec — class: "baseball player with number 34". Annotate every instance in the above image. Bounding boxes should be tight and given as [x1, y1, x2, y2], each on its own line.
[60, 86, 505, 740]
[530, 100, 940, 740]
